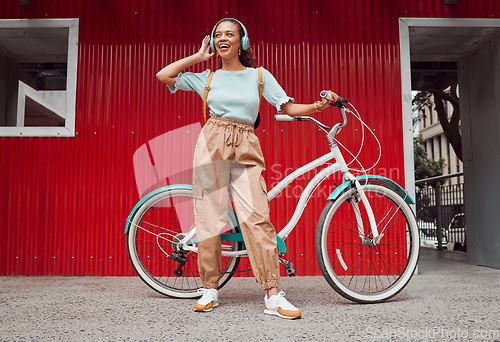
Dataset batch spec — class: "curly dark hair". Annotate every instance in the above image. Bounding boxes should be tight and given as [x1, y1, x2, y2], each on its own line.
[216, 19, 257, 69]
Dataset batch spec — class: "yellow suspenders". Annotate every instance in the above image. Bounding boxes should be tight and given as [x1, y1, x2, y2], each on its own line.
[203, 67, 264, 125]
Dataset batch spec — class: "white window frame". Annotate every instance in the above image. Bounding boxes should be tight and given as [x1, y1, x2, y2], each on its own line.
[0, 18, 79, 137]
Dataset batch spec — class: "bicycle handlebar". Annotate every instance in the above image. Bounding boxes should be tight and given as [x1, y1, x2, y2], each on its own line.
[274, 91, 350, 134]
[275, 115, 295, 122]
[320, 90, 349, 108]
[279, 115, 333, 131]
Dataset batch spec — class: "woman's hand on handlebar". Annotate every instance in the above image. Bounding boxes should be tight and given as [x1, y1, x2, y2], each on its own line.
[315, 90, 339, 112]
[281, 90, 339, 117]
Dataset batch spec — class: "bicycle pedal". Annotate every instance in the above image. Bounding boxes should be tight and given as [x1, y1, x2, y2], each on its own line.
[279, 257, 296, 277]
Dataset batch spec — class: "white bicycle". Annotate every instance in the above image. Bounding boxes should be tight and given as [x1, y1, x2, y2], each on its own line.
[125, 93, 420, 304]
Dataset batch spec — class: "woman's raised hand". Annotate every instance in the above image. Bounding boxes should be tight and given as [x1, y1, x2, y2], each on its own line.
[156, 35, 214, 85]
[198, 35, 215, 61]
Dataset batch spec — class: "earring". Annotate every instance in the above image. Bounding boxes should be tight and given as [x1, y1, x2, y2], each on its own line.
[239, 48, 241, 56]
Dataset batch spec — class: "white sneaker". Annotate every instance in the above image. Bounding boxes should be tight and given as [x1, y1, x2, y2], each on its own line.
[194, 289, 219, 312]
[264, 291, 301, 319]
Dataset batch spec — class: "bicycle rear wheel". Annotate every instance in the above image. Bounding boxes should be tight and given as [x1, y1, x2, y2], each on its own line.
[126, 186, 242, 298]
[315, 183, 419, 303]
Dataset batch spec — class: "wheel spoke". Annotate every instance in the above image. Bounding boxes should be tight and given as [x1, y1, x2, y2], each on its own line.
[127, 189, 241, 298]
[316, 184, 419, 303]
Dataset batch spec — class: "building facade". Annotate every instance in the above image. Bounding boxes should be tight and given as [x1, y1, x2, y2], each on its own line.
[1, 0, 499, 276]
[419, 94, 463, 182]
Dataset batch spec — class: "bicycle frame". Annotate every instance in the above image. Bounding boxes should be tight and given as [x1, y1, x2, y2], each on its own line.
[125, 96, 420, 303]
[271, 146, 372, 240]
[179, 106, 380, 256]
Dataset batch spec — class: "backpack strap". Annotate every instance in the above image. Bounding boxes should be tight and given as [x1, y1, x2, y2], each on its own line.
[254, 67, 263, 129]
[203, 71, 215, 123]
[258, 67, 263, 108]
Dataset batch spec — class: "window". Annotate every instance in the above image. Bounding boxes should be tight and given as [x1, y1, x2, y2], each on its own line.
[0, 19, 79, 137]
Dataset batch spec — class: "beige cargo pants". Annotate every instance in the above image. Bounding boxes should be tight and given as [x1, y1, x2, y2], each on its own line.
[193, 116, 280, 291]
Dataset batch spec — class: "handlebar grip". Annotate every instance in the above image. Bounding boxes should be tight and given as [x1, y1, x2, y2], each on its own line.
[321, 90, 348, 107]
[274, 114, 295, 122]
[320, 90, 332, 101]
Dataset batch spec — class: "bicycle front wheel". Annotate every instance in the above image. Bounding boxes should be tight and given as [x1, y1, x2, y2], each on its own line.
[316, 183, 419, 304]
[126, 186, 242, 298]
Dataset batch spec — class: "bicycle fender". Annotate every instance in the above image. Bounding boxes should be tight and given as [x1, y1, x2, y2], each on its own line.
[327, 175, 415, 205]
[124, 184, 193, 234]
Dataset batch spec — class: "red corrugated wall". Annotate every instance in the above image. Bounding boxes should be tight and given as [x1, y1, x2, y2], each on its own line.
[0, 0, 497, 276]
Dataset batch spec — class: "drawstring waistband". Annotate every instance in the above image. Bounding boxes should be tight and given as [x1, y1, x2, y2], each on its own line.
[225, 128, 242, 147]
[206, 116, 254, 147]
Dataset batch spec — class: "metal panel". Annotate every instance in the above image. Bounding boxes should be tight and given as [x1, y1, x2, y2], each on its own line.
[1, 0, 498, 276]
[459, 33, 500, 268]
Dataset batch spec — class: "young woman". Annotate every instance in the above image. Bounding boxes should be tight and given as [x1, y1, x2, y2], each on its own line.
[156, 18, 337, 320]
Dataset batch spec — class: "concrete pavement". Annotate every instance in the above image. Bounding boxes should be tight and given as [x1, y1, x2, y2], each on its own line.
[1, 248, 499, 341]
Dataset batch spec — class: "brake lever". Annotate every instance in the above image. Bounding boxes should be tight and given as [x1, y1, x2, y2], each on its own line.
[320, 90, 349, 109]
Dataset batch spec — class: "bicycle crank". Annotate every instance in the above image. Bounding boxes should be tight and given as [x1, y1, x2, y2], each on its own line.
[279, 257, 296, 277]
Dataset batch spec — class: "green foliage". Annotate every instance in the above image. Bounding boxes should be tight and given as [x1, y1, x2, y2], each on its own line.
[414, 135, 445, 180]
[414, 135, 446, 223]
[412, 91, 433, 116]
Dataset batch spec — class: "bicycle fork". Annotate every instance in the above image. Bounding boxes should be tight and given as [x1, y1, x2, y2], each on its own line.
[346, 177, 383, 245]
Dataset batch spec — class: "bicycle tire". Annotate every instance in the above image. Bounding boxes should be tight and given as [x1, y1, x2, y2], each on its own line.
[315, 182, 419, 304]
[127, 186, 242, 298]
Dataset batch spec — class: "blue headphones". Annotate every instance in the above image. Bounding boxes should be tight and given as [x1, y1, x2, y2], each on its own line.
[210, 18, 250, 52]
